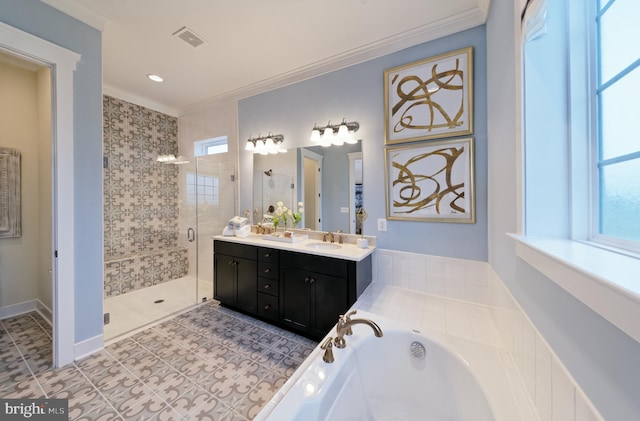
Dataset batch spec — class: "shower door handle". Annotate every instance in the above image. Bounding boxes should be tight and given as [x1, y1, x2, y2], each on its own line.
[187, 227, 195, 243]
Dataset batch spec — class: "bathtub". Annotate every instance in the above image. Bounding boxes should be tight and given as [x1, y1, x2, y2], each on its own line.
[257, 311, 497, 421]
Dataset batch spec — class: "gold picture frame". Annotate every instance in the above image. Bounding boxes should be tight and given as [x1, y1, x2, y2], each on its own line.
[384, 47, 474, 145]
[385, 138, 475, 223]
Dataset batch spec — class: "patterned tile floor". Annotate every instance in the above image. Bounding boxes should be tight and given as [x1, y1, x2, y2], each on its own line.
[0, 302, 317, 420]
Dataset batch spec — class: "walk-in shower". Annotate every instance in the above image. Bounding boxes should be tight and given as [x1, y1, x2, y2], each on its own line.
[102, 96, 235, 340]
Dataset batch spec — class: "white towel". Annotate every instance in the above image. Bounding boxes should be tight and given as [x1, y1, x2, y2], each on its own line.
[222, 225, 252, 237]
[235, 225, 252, 237]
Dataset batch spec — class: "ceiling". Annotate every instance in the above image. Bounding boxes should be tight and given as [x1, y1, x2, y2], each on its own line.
[43, 0, 489, 116]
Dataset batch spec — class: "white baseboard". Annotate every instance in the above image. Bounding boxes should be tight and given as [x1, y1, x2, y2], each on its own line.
[0, 299, 40, 320]
[74, 334, 103, 361]
[0, 299, 53, 326]
[35, 300, 52, 325]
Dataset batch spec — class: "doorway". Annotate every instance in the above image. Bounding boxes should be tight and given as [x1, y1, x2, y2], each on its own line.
[0, 21, 81, 367]
[0, 48, 53, 364]
[301, 148, 323, 230]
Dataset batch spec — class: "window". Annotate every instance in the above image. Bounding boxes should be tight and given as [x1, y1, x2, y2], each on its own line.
[186, 173, 219, 206]
[594, 0, 640, 248]
[194, 136, 228, 156]
[522, 0, 640, 254]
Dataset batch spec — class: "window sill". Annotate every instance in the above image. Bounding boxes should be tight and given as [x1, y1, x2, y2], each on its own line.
[509, 234, 640, 343]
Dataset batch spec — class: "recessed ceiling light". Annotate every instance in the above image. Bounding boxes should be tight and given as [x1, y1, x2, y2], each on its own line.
[147, 74, 163, 82]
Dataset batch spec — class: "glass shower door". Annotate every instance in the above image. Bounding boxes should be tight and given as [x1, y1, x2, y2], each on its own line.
[190, 157, 236, 302]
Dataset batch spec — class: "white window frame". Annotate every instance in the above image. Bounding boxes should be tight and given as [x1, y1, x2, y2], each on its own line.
[194, 135, 228, 157]
[186, 173, 220, 206]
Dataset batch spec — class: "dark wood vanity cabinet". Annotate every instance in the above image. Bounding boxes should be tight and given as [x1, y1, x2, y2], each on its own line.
[280, 265, 349, 338]
[279, 250, 371, 339]
[214, 239, 372, 340]
[213, 241, 257, 314]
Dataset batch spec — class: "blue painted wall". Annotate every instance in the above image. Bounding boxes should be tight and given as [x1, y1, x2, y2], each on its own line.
[0, 0, 103, 343]
[239, 25, 488, 261]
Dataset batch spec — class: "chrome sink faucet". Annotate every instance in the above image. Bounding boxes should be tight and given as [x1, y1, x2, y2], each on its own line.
[334, 310, 383, 349]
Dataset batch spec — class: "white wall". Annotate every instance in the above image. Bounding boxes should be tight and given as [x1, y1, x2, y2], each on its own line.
[0, 59, 50, 312]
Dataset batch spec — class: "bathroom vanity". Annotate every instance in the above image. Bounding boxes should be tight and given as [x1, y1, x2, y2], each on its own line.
[213, 233, 374, 339]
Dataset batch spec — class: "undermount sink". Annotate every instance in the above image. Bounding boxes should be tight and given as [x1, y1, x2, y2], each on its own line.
[305, 242, 342, 250]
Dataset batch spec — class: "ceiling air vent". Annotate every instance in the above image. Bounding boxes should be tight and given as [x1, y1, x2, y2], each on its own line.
[173, 26, 207, 48]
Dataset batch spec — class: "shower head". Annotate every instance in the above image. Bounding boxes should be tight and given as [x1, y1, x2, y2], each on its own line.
[264, 169, 272, 176]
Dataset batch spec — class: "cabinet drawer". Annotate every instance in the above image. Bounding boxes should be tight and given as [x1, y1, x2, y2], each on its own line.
[214, 241, 256, 260]
[257, 293, 278, 322]
[258, 277, 278, 296]
[258, 247, 279, 264]
[280, 251, 348, 277]
[258, 262, 278, 279]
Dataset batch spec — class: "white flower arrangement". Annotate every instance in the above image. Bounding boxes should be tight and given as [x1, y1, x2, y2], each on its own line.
[273, 201, 303, 229]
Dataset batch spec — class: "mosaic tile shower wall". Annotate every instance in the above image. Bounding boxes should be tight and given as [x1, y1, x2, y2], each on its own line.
[103, 95, 188, 297]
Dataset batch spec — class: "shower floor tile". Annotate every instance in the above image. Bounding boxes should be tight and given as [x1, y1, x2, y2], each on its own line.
[104, 275, 211, 340]
[0, 303, 317, 420]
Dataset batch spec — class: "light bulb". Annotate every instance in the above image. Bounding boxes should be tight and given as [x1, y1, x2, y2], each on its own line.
[254, 141, 265, 155]
[345, 130, 359, 144]
[322, 127, 334, 147]
[337, 122, 349, 140]
[264, 137, 277, 154]
[310, 128, 321, 143]
[245, 141, 255, 151]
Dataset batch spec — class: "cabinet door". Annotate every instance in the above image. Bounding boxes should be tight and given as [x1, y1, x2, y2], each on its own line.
[214, 253, 236, 304]
[235, 256, 257, 313]
[279, 266, 311, 332]
[311, 273, 349, 338]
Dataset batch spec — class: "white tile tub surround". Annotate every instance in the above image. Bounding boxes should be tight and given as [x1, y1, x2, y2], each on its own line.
[374, 249, 491, 305]
[372, 248, 604, 421]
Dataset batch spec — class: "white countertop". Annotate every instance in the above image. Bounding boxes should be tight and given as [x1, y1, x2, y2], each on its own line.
[213, 234, 375, 262]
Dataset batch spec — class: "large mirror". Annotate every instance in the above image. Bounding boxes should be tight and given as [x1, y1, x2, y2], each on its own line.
[253, 142, 363, 234]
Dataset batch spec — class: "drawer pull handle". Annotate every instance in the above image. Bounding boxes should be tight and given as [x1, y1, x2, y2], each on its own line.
[264, 304, 270, 310]
[304, 277, 309, 283]
[264, 284, 270, 289]
[309, 278, 316, 284]
[264, 268, 270, 273]
[264, 253, 270, 258]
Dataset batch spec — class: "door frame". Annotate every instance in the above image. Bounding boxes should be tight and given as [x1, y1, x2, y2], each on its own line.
[0, 22, 80, 367]
[348, 151, 362, 234]
[300, 148, 323, 231]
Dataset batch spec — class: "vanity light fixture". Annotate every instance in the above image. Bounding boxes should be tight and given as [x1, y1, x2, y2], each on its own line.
[310, 119, 360, 146]
[246, 133, 286, 155]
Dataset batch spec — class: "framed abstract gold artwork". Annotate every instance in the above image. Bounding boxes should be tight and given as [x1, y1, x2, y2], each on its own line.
[385, 138, 475, 223]
[384, 47, 473, 144]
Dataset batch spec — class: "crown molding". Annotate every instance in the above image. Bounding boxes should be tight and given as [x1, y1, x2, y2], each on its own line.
[40, 0, 106, 31]
[103, 84, 180, 117]
[178, 6, 487, 116]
